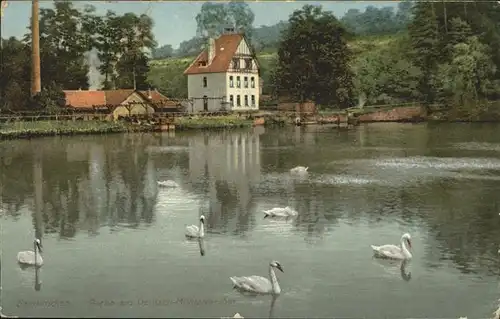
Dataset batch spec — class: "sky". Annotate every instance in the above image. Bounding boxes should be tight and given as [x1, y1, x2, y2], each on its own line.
[1, 1, 398, 49]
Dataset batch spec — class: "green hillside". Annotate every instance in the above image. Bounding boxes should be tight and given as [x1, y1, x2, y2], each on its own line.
[147, 34, 401, 100]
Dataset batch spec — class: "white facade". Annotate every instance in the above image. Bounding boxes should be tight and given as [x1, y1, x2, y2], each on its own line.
[186, 34, 260, 112]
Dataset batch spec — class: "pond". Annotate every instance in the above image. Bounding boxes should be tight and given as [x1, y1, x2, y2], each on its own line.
[1, 123, 499, 318]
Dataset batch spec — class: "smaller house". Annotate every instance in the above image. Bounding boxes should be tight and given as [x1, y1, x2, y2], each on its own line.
[63, 89, 181, 119]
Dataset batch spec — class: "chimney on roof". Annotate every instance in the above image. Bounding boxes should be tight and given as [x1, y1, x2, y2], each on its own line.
[208, 37, 216, 65]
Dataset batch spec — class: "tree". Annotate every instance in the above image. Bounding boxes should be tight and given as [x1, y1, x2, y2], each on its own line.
[113, 13, 156, 89]
[408, 2, 441, 105]
[437, 36, 497, 107]
[353, 35, 421, 105]
[195, 1, 255, 38]
[23, 1, 93, 90]
[30, 82, 66, 113]
[95, 11, 156, 89]
[0, 37, 31, 110]
[274, 5, 355, 108]
[152, 44, 174, 59]
[95, 10, 122, 89]
[340, 3, 412, 36]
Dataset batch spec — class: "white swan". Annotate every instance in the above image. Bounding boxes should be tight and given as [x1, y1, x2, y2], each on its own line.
[230, 260, 284, 295]
[290, 166, 308, 175]
[493, 299, 500, 319]
[185, 215, 205, 239]
[157, 180, 179, 188]
[263, 206, 298, 218]
[17, 239, 43, 267]
[371, 233, 412, 260]
[0, 307, 18, 318]
[221, 313, 244, 319]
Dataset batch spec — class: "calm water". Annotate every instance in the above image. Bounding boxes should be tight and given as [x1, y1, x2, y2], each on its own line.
[1, 123, 500, 318]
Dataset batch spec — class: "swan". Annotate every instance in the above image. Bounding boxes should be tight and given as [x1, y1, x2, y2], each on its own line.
[230, 260, 284, 295]
[263, 206, 298, 218]
[493, 299, 500, 319]
[17, 239, 43, 267]
[221, 313, 244, 319]
[0, 307, 18, 318]
[185, 215, 205, 239]
[371, 233, 412, 260]
[290, 166, 308, 175]
[157, 180, 179, 188]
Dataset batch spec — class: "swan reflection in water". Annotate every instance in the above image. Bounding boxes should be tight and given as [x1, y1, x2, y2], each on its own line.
[372, 258, 412, 282]
[198, 238, 205, 256]
[18, 263, 42, 291]
[223, 295, 278, 319]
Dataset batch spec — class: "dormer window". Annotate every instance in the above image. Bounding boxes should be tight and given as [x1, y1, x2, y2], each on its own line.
[232, 58, 240, 69]
[198, 61, 207, 67]
[245, 58, 252, 69]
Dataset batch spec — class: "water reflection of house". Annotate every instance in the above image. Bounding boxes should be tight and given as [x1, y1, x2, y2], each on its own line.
[188, 131, 262, 232]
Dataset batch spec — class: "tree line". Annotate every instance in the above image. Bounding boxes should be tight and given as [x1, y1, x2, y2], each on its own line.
[1, 1, 156, 111]
[152, 2, 412, 59]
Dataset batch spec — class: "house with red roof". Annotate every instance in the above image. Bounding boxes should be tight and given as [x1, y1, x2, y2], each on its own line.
[183, 29, 261, 112]
[63, 88, 181, 119]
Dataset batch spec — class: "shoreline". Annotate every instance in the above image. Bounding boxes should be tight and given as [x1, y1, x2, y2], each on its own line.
[0, 117, 255, 140]
[3, 113, 500, 141]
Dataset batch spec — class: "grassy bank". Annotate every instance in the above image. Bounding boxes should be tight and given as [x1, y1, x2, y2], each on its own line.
[173, 115, 253, 131]
[0, 120, 130, 140]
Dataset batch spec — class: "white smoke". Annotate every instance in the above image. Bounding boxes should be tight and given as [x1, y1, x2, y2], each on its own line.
[85, 48, 103, 90]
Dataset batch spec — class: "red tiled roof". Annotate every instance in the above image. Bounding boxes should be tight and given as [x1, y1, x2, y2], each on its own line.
[64, 91, 106, 109]
[104, 89, 134, 106]
[183, 34, 244, 75]
[63, 89, 179, 109]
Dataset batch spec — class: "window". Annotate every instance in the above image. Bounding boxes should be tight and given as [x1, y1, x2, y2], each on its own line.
[236, 76, 241, 88]
[202, 76, 207, 88]
[236, 95, 241, 107]
[244, 76, 248, 88]
[245, 58, 252, 69]
[232, 58, 240, 69]
[203, 95, 208, 111]
[229, 76, 234, 88]
[198, 61, 207, 67]
[244, 95, 248, 106]
[251, 95, 255, 107]
[251, 77, 255, 88]
[229, 95, 234, 107]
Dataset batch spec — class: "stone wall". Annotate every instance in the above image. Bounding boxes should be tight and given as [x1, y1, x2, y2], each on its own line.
[277, 101, 316, 113]
[357, 106, 425, 122]
[316, 106, 425, 124]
